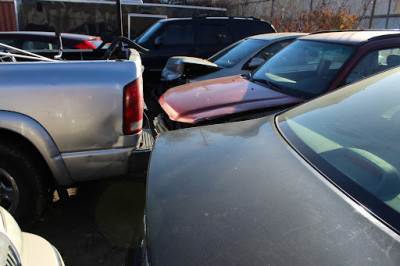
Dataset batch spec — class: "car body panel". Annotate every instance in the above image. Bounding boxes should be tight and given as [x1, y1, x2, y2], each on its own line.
[145, 116, 400, 265]
[161, 56, 220, 81]
[21, 233, 64, 266]
[191, 66, 250, 82]
[300, 30, 400, 45]
[159, 75, 302, 123]
[169, 56, 219, 68]
[0, 60, 140, 153]
[0, 111, 73, 185]
[0, 206, 64, 265]
[0, 58, 143, 182]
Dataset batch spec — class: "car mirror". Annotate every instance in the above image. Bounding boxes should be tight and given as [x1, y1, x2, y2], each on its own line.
[247, 57, 265, 69]
[154, 36, 163, 47]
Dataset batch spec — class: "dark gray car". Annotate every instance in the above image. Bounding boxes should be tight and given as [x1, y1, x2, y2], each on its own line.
[141, 66, 400, 265]
[155, 32, 306, 97]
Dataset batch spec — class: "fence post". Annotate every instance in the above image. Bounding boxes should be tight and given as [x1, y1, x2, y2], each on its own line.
[116, 0, 123, 36]
[369, 0, 377, 29]
[386, 0, 393, 29]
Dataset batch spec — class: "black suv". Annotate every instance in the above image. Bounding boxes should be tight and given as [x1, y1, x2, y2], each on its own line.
[135, 17, 276, 93]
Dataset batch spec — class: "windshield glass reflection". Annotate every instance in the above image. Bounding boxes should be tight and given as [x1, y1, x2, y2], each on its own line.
[278, 68, 400, 224]
[252, 40, 355, 99]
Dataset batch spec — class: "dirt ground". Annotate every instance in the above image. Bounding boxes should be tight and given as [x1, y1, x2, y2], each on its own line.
[29, 172, 147, 266]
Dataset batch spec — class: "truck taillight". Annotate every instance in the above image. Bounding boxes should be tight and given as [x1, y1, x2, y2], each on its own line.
[124, 77, 143, 134]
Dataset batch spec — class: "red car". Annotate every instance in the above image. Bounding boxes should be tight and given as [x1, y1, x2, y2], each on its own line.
[155, 30, 400, 132]
[0, 31, 102, 50]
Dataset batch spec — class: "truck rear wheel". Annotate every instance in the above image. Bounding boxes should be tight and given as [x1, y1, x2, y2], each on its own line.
[0, 141, 49, 226]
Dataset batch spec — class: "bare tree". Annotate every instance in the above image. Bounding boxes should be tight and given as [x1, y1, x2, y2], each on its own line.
[143, 0, 376, 30]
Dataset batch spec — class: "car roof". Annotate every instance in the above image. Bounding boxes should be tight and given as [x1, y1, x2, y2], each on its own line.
[249, 32, 307, 41]
[0, 31, 99, 40]
[299, 30, 400, 45]
[159, 17, 268, 23]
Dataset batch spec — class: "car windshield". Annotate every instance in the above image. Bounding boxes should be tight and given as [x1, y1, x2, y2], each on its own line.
[252, 40, 355, 99]
[277, 67, 400, 231]
[136, 21, 163, 45]
[208, 38, 268, 68]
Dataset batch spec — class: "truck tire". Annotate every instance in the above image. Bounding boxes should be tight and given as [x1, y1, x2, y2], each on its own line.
[0, 141, 49, 226]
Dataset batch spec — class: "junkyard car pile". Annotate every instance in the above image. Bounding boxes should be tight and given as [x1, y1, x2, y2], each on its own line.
[135, 16, 276, 94]
[154, 30, 400, 133]
[3, 25, 400, 265]
[0, 17, 276, 263]
[156, 32, 307, 97]
[138, 30, 400, 265]
[142, 63, 400, 265]
[0, 33, 152, 264]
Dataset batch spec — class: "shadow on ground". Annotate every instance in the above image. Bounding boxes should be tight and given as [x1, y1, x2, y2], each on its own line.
[29, 173, 147, 266]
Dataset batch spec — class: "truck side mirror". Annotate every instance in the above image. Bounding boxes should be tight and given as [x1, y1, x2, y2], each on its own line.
[154, 36, 163, 47]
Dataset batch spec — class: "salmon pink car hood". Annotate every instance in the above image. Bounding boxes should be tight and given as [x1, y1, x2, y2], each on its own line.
[158, 75, 302, 123]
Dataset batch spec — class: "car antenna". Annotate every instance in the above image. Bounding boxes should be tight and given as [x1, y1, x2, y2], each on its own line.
[115, 0, 123, 49]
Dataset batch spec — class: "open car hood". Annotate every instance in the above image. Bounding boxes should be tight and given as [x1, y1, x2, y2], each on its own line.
[159, 75, 302, 123]
[161, 56, 220, 81]
[175, 56, 218, 67]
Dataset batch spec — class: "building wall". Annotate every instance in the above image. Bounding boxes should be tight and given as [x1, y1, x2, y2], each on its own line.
[18, 1, 226, 37]
[0, 0, 17, 31]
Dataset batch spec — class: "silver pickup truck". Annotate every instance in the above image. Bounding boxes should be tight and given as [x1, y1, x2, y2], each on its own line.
[0, 44, 150, 225]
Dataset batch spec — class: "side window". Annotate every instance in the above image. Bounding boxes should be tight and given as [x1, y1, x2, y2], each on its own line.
[243, 40, 293, 71]
[22, 40, 55, 50]
[345, 48, 400, 85]
[199, 24, 233, 45]
[253, 40, 293, 61]
[160, 23, 194, 46]
[0, 39, 15, 47]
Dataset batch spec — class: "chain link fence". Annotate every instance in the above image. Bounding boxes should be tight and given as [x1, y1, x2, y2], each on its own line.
[358, 0, 400, 29]
[209, 0, 400, 29]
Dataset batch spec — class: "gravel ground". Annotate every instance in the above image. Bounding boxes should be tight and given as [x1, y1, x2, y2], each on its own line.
[29, 173, 147, 266]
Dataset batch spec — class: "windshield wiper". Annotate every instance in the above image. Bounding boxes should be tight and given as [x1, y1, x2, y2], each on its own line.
[250, 76, 282, 91]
